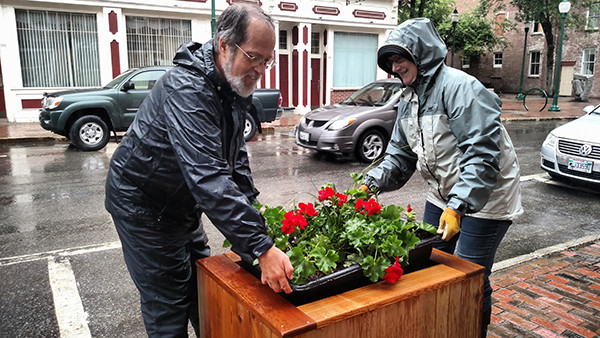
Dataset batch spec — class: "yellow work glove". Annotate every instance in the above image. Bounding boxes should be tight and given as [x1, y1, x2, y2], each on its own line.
[437, 208, 461, 241]
[359, 184, 370, 193]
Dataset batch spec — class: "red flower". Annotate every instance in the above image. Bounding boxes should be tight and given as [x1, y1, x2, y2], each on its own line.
[318, 187, 336, 201]
[382, 257, 404, 283]
[281, 210, 308, 234]
[355, 198, 382, 217]
[336, 193, 348, 206]
[407, 204, 413, 213]
[298, 202, 318, 217]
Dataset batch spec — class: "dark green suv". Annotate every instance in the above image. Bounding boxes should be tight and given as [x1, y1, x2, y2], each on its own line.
[39, 65, 283, 151]
[39, 66, 170, 151]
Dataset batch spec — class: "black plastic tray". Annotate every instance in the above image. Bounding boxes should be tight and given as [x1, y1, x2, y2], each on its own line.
[240, 234, 440, 306]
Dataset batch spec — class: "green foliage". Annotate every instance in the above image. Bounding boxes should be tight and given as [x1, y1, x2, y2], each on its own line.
[254, 175, 437, 285]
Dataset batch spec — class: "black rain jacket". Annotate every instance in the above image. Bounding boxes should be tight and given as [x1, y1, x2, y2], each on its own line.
[105, 41, 273, 260]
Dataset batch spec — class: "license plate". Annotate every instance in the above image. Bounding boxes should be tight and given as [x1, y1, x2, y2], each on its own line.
[299, 131, 310, 142]
[568, 158, 593, 173]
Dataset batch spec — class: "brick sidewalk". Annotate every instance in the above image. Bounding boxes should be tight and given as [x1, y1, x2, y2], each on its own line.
[488, 240, 600, 337]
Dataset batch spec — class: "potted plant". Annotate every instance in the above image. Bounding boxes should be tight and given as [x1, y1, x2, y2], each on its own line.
[225, 173, 438, 300]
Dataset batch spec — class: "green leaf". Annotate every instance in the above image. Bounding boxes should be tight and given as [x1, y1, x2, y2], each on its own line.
[288, 247, 317, 284]
[350, 172, 364, 184]
[417, 221, 438, 235]
[360, 256, 390, 282]
[310, 247, 339, 274]
[380, 235, 406, 258]
[223, 239, 232, 248]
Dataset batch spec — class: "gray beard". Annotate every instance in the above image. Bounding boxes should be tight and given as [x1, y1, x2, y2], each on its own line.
[224, 53, 261, 98]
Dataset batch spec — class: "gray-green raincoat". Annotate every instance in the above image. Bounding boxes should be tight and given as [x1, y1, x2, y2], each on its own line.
[363, 18, 523, 220]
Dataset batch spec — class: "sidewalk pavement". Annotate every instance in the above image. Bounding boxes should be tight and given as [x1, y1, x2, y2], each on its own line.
[1, 94, 598, 337]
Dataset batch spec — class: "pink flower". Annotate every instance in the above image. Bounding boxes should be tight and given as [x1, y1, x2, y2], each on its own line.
[382, 257, 404, 283]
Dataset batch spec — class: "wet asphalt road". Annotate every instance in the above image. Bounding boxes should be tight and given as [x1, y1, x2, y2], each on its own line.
[0, 119, 599, 337]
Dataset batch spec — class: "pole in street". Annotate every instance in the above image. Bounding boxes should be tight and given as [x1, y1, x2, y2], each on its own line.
[516, 24, 530, 100]
[549, 0, 571, 111]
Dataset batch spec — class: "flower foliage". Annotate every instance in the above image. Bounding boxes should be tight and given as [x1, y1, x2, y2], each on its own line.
[253, 176, 437, 285]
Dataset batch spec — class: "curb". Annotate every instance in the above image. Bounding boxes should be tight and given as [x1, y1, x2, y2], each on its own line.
[492, 232, 600, 272]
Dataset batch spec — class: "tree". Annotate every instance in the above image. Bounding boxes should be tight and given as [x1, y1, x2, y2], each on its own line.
[398, 0, 509, 64]
[509, 0, 588, 95]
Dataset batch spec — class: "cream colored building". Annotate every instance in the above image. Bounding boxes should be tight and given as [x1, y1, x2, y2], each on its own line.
[0, 0, 398, 122]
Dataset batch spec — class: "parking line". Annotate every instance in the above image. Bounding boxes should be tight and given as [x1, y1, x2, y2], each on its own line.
[47, 257, 92, 338]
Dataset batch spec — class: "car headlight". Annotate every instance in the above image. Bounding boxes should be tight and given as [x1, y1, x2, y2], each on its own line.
[542, 132, 557, 148]
[42, 96, 63, 110]
[327, 117, 357, 131]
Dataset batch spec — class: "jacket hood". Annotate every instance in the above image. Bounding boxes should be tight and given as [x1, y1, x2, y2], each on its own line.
[378, 18, 447, 97]
[173, 40, 229, 92]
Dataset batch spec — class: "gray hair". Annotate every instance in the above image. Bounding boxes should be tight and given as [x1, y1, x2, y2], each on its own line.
[213, 3, 275, 53]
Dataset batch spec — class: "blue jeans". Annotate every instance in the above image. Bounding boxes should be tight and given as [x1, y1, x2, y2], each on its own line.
[423, 201, 510, 317]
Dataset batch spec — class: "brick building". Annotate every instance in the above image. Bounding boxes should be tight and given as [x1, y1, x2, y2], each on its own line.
[453, 0, 599, 102]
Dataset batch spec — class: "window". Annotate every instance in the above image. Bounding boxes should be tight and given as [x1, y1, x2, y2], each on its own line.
[311, 32, 320, 54]
[333, 32, 377, 87]
[529, 51, 541, 76]
[587, 2, 600, 29]
[16, 9, 100, 87]
[582, 48, 596, 75]
[462, 58, 470, 69]
[495, 13, 506, 37]
[126, 17, 191, 68]
[128, 70, 166, 90]
[493, 52, 503, 68]
[532, 21, 543, 33]
[279, 30, 288, 50]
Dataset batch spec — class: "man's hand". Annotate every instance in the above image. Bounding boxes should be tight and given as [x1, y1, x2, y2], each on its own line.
[437, 208, 461, 241]
[257, 246, 294, 294]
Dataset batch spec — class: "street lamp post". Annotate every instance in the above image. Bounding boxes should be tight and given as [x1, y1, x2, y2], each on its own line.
[451, 9, 459, 67]
[516, 24, 530, 100]
[211, 0, 216, 36]
[549, 0, 571, 111]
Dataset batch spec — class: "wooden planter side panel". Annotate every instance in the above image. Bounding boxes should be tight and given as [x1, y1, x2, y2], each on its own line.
[197, 250, 484, 338]
[296, 263, 484, 337]
[197, 255, 317, 337]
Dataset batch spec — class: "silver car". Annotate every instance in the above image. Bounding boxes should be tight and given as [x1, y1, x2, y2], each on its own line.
[295, 78, 404, 162]
[540, 103, 600, 185]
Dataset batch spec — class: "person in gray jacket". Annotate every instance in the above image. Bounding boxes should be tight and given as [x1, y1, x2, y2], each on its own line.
[105, 4, 293, 337]
[360, 18, 522, 335]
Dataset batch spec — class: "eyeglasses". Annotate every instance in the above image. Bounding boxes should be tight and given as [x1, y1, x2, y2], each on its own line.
[235, 43, 277, 70]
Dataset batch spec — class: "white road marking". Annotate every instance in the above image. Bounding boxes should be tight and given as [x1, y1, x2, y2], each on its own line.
[47, 258, 92, 338]
[0, 241, 122, 267]
[520, 173, 549, 182]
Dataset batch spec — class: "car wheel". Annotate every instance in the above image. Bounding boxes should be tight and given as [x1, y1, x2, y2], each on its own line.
[355, 129, 387, 163]
[69, 115, 110, 151]
[243, 116, 257, 142]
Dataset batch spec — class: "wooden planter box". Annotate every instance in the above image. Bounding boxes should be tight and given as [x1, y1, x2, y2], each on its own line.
[196, 249, 484, 338]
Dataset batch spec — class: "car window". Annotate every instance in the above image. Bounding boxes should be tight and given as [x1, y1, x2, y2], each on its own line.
[128, 70, 166, 90]
[341, 83, 403, 106]
[103, 69, 136, 89]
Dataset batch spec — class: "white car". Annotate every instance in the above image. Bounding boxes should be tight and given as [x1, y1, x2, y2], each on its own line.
[540, 103, 600, 185]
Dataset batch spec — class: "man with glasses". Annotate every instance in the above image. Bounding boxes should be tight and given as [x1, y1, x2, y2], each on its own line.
[105, 4, 292, 337]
